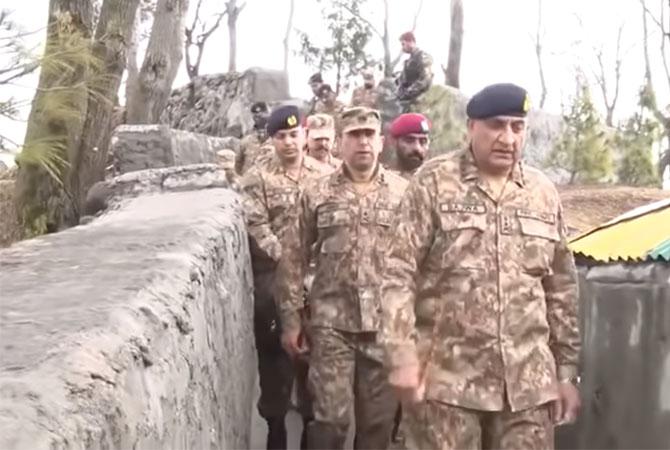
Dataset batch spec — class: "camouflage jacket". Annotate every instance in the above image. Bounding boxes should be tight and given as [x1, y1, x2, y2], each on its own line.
[239, 133, 273, 174]
[380, 149, 580, 412]
[350, 86, 381, 109]
[313, 100, 345, 117]
[240, 154, 333, 273]
[276, 165, 408, 332]
[398, 48, 433, 100]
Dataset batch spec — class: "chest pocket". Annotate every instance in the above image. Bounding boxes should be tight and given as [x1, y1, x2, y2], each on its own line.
[267, 187, 297, 218]
[516, 209, 560, 275]
[436, 203, 488, 271]
[317, 203, 351, 254]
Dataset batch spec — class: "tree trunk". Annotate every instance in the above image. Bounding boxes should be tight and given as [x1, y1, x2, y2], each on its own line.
[125, 8, 140, 107]
[126, 0, 189, 124]
[15, 0, 94, 236]
[226, 0, 245, 73]
[69, 0, 140, 216]
[283, 0, 294, 74]
[535, 0, 547, 108]
[444, 0, 463, 88]
[382, 0, 392, 77]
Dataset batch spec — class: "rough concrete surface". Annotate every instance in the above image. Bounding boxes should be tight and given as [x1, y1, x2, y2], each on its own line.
[0, 187, 256, 449]
[111, 124, 240, 175]
[161, 68, 290, 139]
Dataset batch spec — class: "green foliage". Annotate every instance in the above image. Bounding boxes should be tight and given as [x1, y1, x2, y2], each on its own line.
[548, 83, 613, 183]
[296, 0, 375, 94]
[614, 111, 660, 187]
[414, 85, 467, 154]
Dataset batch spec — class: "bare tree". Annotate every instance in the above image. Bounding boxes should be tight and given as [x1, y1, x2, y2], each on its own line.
[126, 0, 189, 124]
[184, 0, 226, 80]
[640, 0, 670, 176]
[225, 0, 246, 72]
[443, 0, 463, 88]
[125, 1, 155, 107]
[339, 0, 423, 77]
[534, 0, 548, 108]
[592, 25, 624, 127]
[283, 0, 295, 74]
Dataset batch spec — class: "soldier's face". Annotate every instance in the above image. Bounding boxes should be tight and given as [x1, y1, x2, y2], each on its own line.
[307, 132, 334, 162]
[395, 133, 429, 171]
[340, 128, 384, 172]
[400, 39, 414, 53]
[468, 116, 527, 174]
[310, 82, 322, 96]
[272, 127, 305, 164]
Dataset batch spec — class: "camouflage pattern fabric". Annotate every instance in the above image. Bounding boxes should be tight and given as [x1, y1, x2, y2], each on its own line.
[238, 132, 273, 174]
[350, 85, 381, 109]
[380, 148, 580, 412]
[397, 48, 433, 101]
[402, 401, 554, 450]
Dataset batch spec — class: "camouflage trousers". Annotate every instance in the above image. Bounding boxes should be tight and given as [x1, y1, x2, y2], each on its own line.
[307, 327, 396, 450]
[254, 271, 295, 420]
[402, 400, 554, 450]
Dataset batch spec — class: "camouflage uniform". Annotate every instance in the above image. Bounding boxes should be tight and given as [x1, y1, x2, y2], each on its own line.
[239, 132, 273, 174]
[350, 85, 381, 109]
[314, 99, 345, 117]
[240, 153, 333, 431]
[277, 164, 408, 449]
[380, 148, 580, 449]
[397, 48, 433, 102]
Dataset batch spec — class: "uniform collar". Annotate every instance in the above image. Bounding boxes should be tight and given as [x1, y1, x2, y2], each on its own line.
[332, 162, 387, 187]
[459, 147, 526, 188]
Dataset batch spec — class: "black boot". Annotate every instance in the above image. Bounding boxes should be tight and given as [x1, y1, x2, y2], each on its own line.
[266, 417, 287, 450]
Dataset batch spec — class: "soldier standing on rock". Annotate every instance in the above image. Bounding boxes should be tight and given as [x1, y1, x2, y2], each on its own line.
[239, 101, 273, 174]
[351, 69, 381, 109]
[396, 32, 433, 110]
[388, 113, 432, 180]
[240, 105, 333, 450]
[276, 107, 407, 449]
[380, 83, 581, 450]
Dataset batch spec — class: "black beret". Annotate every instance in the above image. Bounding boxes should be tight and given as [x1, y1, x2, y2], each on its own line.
[250, 101, 268, 114]
[466, 83, 530, 119]
[308, 73, 323, 84]
[266, 105, 302, 137]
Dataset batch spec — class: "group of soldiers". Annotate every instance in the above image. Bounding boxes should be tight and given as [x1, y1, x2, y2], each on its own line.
[228, 31, 581, 450]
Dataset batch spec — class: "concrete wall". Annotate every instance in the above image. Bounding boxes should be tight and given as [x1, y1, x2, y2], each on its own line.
[0, 165, 257, 449]
[557, 262, 670, 449]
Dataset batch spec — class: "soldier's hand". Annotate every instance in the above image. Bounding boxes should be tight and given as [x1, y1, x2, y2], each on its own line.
[281, 328, 308, 358]
[389, 364, 424, 404]
[551, 382, 581, 425]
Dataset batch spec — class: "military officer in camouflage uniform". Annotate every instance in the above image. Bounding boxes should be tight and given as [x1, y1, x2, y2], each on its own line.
[314, 84, 345, 117]
[387, 113, 432, 180]
[350, 69, 381, 109]
[380, 83, 581, 450]
[239, 101, 273, 174]
[277, 107, 407, 449]
[240, 105, 333, 450]
[305, 114, 341, 169]
[396, 32, 433, 105]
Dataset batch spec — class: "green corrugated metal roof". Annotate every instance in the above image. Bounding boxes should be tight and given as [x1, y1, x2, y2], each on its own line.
[648, 238, 670, 261]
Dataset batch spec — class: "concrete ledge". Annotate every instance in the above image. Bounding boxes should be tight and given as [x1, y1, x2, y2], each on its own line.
[111, 124, 240, 175]
[0, 187, 256, 449]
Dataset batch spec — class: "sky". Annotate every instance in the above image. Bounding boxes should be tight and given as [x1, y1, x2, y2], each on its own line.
[1, 0, 669, 166]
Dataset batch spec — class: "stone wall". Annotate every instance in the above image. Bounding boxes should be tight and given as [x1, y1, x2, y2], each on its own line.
[161, 68, 290, 138]
[0, 165, 257, 450]
[111, 125, 240, 176]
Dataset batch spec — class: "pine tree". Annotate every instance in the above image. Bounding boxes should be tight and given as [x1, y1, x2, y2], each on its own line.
[549, 83, 613, 184]
[614, 112, 660, 187]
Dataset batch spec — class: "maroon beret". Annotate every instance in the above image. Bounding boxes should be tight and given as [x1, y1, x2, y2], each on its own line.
[389, 113, 431, 137]
[399, 31, 415, 42]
